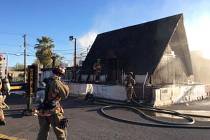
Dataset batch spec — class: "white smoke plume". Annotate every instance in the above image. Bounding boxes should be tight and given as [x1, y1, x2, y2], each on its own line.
[78, 31, 97, 49]
[186, 15, 210, 59]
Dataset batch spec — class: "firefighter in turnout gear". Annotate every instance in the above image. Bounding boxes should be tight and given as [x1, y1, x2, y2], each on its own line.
[0, 78, 10, 126]
[37, 67, 70, 140]
[124, 72, 136, 103]
[93, 59, 102, 83]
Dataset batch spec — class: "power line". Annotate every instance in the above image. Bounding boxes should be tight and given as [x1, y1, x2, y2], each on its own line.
[0, 43, 22, 47]
[0, 51, 24, 54]
[27, 47, 36, 53]
[53, 49, 72, 52]
[27, 34, 73, 44]
[0, 32, 23, 36]
[58, 52, 74, 55]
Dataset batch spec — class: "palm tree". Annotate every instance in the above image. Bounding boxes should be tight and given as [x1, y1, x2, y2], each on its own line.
[34, 36, 55, 68]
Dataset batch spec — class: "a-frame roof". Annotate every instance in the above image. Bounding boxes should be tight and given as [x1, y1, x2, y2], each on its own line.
[82, 14, 192, 75]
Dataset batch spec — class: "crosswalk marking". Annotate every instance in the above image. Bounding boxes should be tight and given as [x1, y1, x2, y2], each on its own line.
[0, 133, 25, 140]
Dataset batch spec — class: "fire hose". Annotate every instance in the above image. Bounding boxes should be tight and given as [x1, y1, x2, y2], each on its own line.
[91, 97, 210, 129]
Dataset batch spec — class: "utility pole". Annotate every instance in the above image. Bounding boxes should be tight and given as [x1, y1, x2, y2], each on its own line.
[69, 36, 77, 81]
[23, 34, 27, 83]
[74, 38, 77, 70]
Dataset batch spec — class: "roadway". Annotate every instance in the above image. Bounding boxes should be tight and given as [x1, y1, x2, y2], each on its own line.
[1, 94, 210, 140]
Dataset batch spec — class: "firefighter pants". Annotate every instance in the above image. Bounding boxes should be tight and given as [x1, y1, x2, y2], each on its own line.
[0, 95, 5, 121]
[126, 87, 134, 101]
[0, 108, 4, 121]
[37, 113, 67, 140]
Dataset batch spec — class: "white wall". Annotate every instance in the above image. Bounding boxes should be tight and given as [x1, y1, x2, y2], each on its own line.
[69, 83, 210, 106]
[70, 83, 127, 101]
[153, 84, 208, 106]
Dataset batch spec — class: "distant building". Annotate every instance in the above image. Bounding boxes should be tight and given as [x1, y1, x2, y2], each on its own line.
[8, 70, 24, 81]
[39, 67, 77, 82]
[81, 14, 193, 86]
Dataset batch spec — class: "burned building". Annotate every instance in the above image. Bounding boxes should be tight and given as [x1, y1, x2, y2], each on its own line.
[81, 14, 193, 86]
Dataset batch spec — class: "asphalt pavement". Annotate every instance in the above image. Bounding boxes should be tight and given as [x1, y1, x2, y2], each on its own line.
[1, 94, 210, 140]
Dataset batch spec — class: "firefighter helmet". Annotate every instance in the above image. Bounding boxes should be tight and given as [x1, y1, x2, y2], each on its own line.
[128, 72, 133, 76]
[52, 67, 66, 76]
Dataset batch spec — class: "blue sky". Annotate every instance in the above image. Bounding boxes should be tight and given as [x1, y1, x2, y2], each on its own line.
[0, 0, 210, 66]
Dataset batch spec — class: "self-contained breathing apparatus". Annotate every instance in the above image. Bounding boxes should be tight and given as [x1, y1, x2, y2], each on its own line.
[37, 77, 57, 111]
[59, 118, 68, 129]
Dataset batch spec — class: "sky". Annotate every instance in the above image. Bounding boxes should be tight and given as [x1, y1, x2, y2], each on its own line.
[0, 0, 210, 66]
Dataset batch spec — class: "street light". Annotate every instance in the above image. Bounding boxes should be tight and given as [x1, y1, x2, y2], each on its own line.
[23, 34, 27, 83]
[69, 36, 77, 81]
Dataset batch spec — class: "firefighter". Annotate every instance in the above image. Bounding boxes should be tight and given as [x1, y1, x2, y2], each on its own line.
[93, 59, 102, 83]
[0, 78, 10, 125]
[8, 73, 13, 83]
[124, 72, 136, 103]
[36, 67, 70, 140]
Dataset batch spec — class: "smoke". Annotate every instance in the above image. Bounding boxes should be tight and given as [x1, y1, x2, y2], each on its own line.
[78, 31, 97, 49]
[186, 12, 210, 83]
[191, 51, 210, 84]
[186, 15, 210, 59]
[182, 1, 210, 83]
